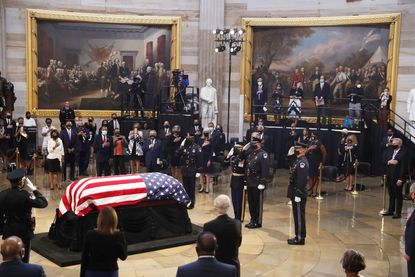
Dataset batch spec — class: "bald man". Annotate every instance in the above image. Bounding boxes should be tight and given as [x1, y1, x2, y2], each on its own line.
[0, 236, 45, 277]
[176, 231, 236, 277]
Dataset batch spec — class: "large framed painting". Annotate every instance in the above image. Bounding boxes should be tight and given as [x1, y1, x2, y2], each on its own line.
[240, 14, 401, 121]
[26, 9, 181, 117]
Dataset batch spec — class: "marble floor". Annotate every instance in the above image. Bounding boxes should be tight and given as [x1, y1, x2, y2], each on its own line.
[0, 167, 411, 277]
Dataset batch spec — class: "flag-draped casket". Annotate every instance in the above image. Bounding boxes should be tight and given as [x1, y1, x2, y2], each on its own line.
[50, 173, 192, 250]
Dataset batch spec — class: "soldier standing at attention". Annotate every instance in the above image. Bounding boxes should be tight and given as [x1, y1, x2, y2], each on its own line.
[244, 132, 269, 229]
[225, 144, 245, 221]
[59, 101, 75, 128]
[180, 135, 202, 209]
[287, 142, 309, 245]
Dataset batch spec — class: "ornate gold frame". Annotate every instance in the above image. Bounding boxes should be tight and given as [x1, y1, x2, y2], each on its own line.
[26, 9, 182, 118]
[240, 13, 401, 122]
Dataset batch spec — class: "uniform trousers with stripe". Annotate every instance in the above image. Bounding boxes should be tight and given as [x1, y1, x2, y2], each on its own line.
[291, 197, 307, 240]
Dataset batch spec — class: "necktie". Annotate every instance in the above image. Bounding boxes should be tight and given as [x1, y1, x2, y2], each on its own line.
[392, 150, 398, 160]
[68, 129, 71, 142]
[103, 135, 106, 143]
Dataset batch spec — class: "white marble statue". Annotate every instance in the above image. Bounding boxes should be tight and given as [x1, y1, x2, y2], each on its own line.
[199, 78, 218, 127]
[407, 88, 415, 140]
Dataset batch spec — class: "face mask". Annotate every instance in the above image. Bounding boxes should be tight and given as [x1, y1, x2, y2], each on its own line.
[66, 125, 71, 129]
[357, 84, 362, 88]
[194, 123, 199, 126]
[185, 138, 193, 147]
[208, 127, 214, 131]
[234, 149, 240, 155]
[204, 133, 209, 138]
[115, 132, 120, 136]
[103, 123, 108, 127]
[150, 135, 155, 139]
[102, 130, 107, 136]
[258, 82, 262, 86]
[6, 115, 11, 119]
[387, 132, 393, 136]
[112, 116, 117, 120]
[26, 115, 30, 119]
[164, 124, 169, 128]
[320, 79, 324, 83]
[294, 150, 300, 156]
[392, 144, 399, 149]
[52, 134, 58, 139]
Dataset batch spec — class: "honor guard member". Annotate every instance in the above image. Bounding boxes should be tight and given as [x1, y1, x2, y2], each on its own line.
[59, 101, 75, 128]
[244, 132, 269, 229]
[180, 135, 202, 209]
[287, 142, 309, 245]
[225, 144, 245, 220]
[0, 169, 48, 263]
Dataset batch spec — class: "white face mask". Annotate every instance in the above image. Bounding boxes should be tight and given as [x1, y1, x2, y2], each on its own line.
[258, 82, 262, 86]
[357, 84, 362, 88]
[320, 79, 324, 83]
[102, 130, 107, 136]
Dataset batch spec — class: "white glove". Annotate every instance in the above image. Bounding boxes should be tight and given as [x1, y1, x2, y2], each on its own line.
[195, 173, 200, 178]
[180, 138, 186, 147]
[294, 196, 301, 203]
[263, 105, 268, 112]
[226, 147, 235, 159]
[24, 177, 37, 192]
[242, 143, 251, 152]
[258, 184, 265, 190]
[244, 185, 247, 190]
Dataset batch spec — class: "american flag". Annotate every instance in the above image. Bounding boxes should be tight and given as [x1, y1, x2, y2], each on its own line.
[58, 173, 190, 217]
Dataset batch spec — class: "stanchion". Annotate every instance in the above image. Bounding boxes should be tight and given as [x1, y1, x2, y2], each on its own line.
[379, 174, 388, 215]
[32, 153, 37, 187]
[15, 148, 20, 168]
[315, 162, 324, 200]
[351, 159, 359, 195]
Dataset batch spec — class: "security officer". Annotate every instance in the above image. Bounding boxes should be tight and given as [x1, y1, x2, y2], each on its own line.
[287, 142, 309, 245]
[180, 135, 202, 209]
[225, 144, 245, 220]
[244, 132, 269, 229]
[0, 168, 48, 262]
[59, 100, 75, 128]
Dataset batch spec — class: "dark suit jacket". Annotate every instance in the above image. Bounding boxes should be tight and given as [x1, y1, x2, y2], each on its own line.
[60, 128, 78, 153]
[108, 119, 121, 136]
[252, 84, 267, 105]
[406, 211, 415, 258]
[203, 215, 242, 268]
[143, 138, 164, 167]
[383, 147, 406, 182]
[93, 134, 114, 162]
[314, 82, 330, 102]
[176, 257, 236, 277]
[0, 260, 46, 277]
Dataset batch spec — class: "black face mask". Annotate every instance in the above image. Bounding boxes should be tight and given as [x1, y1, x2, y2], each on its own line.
[150, 136, 155, 140]
[26, 116, 30, 119]
[112, 117, 117, 120]
[185, 138, 193, 147]
[164, 125, 170, 128]
[102, 123, 108, 127]
[294, 150, 300, 156]
[6, 115, 11, 119]
[233, 149, 240, 156]
[204, 133, 209, 138]
[392, 144, 399, 149]
[115, 132, 120, 136]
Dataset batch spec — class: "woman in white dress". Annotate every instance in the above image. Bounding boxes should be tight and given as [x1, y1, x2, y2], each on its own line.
[46, 129, 64, 190]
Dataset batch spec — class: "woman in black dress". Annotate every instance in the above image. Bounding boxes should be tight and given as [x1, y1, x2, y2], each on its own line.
[168, 125, 183, 180]
[14, 125, 30, 170]
[46, 129, 64, 190]
[306, 132, 327, 197]
[343, 134, 359, 191]
[199, 129, 213, 193]
[128, 123, 143, 174]
[81, 206, 128, 277]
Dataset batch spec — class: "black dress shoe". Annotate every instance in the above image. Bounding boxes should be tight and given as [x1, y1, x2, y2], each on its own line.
[245, 222, 254, 228]
[246, 223, 261, 229]
[392, 214, 401, 219]
[382, 212, 394, 216]
[287, 238, 305, 245]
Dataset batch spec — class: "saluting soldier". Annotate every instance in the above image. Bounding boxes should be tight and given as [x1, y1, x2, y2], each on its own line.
[180, 135, 202, 209]
[59, 101, 75, 128]
[287, 142, 309, 245]
[225, 144, 245, 221]
[244, 132, 269, 229]
[0, 169, 48, 263]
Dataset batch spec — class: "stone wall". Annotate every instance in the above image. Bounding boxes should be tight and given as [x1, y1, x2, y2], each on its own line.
[1, 0, 415, 140]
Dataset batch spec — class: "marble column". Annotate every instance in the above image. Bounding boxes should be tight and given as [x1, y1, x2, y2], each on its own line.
[198, 0, 224, 124]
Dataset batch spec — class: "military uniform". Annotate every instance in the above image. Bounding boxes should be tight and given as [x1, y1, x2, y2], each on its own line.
[245, 147, 269, 228]
[0, 169, 48, 263]
[226, 148, 245, 220]
[59, 107, 75, 128]
[287, 155, 309, 244]
[180, 141, 202, 208]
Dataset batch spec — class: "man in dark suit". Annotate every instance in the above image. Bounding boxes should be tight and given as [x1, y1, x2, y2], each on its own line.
[176, 231, 236, 277]
[108, 113, 121, 136]
[203, 195, 242, 277]
[60, 120, 77, 181]
[314, 75, 330, 126]
[143, 130, 164, 172]
[252, 77, 267, 120]
[0, 236, 46, 276]
[404, 183, 415, 276]
[382, 138, 406, 219]
[93, 125, 113, 176]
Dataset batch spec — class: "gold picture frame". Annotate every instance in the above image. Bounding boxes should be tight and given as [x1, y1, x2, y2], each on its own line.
[26, 9, 182, 118]
[241, 13, 401, 122]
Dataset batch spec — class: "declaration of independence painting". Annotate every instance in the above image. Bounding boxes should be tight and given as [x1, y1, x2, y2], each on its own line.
[251, 25, 390, 116]
[36, 21, 172, 111]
